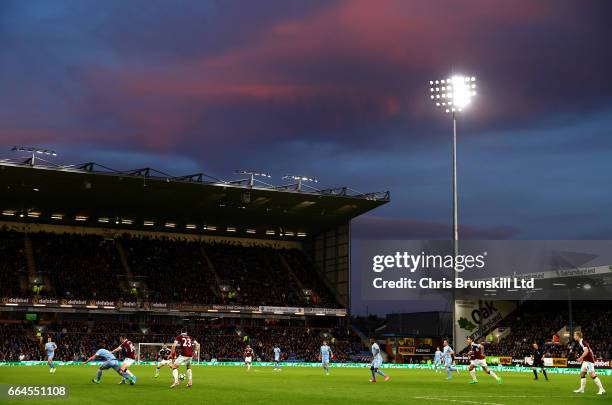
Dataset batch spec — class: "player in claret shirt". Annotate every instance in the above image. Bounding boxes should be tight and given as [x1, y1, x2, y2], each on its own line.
[573, 331, 606, 395]
[244, 345, 255, 371]
[466, 337, 501, 385]
[171, 331, 194, 388]
[111, 335, 137, 385]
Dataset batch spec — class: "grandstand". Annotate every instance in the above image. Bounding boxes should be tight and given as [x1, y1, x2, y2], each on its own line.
[0, 159, 388, 362]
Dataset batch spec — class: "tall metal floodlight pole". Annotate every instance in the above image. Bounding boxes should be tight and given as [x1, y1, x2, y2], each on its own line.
[429, 75, 477, 347]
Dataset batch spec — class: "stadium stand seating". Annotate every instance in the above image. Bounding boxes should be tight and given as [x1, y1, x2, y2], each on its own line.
[31, 232, 129, 300]
[0, 228, 28, 297]
[0, 229, 341, 308]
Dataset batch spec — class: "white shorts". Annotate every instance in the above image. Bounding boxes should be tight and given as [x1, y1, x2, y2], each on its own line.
[245, 357, 252, 363]
[158, 359, 172, 366]
[581, 361, 595, 373]
[174, 356, 192, 366]
[470, 359, 488, 368]
[122, 358, 135, 367]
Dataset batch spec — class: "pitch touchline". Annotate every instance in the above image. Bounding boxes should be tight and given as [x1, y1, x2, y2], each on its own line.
[419, 395, 586, 398]
[414, 397, 504, 405]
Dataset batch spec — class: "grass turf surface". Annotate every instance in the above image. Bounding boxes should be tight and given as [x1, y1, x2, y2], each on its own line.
[0, 366, 610, 405]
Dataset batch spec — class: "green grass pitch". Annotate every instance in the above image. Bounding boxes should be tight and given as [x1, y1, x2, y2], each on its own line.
[0, 365, 609, 404]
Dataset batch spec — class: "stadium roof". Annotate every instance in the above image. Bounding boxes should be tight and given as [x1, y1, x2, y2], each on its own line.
[0, 160, 389, 239]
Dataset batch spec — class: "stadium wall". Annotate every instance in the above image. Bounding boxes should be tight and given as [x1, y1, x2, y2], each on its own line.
[305, 222, 350, 308]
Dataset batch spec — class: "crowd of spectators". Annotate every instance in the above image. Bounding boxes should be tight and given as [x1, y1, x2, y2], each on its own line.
[0, 319, 366, 363]
[31, 232, 130, 300]
[464, 301, 612, 360]
[205, 242, 303, 306]
[282, 250, 337, 307]
[0, 230, 341, 309]
[0, 228, 27, 297]
[123, 236, 218, 304]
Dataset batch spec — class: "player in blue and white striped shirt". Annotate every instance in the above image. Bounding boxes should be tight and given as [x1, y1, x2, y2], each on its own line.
[84, 348, 129, 384]
[433, 346, 443, 373]
[273, 346, 281, 371]
[442, 339, 460, 380]
[319, 341, 333, 375]
[369, 338, 390, 383]
[44, 336, 57, 374]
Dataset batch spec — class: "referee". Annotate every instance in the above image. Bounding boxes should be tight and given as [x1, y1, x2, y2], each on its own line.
[531, 342, 548, 381]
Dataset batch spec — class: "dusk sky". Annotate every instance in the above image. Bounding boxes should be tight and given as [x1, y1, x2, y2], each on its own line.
[2, 1, 611, 313]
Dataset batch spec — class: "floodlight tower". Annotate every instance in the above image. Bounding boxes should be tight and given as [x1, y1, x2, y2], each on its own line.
[429, 75, 477, 347]
[11, 146, 57, 167]
[235, 170, 272, 186]
[282, 175, 318, 191]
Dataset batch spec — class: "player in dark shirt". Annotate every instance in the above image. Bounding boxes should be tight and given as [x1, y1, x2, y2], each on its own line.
[530, 342, 548, 381]
[155, 344, 173, 378]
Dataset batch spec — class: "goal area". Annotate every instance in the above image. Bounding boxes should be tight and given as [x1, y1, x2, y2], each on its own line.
[136, 342, 201, 364]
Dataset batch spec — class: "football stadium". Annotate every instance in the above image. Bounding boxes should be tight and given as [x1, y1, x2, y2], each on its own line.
[1, 1, 612, 404]
[0, 160, 610, 404]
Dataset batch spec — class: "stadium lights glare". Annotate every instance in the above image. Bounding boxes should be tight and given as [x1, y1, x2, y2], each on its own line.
[12, 146, 57, 155]
[266, 230, 276, 235]
[143, 220, 155, 226]
[51, 214, 63, 220]
[235, 170, 272, 187]
[226, 227, 237, 232]
[236, 170, 271, 177]
[283, 175, 318, 183]
[430, 76, 476, 113]
[27, 211, 41, 218]
[2, 210, 16, 216]
[186, 224, 197, 229]
[164, 222, 176, 228]
[283, 174, 318, 192]
[98, 217, 110, 223]
[75, 215, 88, 221]
[121, 219, 134, 225]
[204, 225, 217, 231]
[246, 229, 256, 234]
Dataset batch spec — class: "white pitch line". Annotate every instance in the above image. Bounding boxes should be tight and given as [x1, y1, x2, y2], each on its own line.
[420, 395, 587, 399]
[414, 397, 504, 405]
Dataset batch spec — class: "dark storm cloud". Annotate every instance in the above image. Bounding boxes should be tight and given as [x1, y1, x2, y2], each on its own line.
[1, 0, 611, 242]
